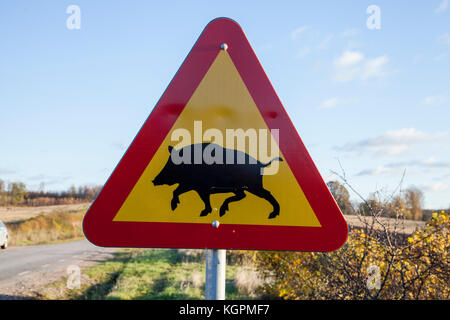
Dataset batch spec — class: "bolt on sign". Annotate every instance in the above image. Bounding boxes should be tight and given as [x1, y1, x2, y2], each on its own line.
[83, 18, 348, 251]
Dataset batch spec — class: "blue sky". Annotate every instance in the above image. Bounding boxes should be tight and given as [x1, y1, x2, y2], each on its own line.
[0, 1, 449, 209]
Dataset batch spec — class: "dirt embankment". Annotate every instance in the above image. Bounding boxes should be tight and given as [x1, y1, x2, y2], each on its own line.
[0, 203, 91, 223]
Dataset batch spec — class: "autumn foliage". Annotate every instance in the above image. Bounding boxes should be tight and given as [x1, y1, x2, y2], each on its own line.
[5, 210, 85, 246]
[248, 212, 449, 300]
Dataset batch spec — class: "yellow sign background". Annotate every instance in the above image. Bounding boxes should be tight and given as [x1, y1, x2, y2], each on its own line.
[113, 51, 321, 227]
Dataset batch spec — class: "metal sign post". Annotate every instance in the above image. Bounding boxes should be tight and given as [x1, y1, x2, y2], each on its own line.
[205, 249, 226, 300]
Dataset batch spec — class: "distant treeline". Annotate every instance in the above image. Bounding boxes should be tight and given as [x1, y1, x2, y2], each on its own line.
[327, 180, 448, 221]
[0, 179, 101, 206]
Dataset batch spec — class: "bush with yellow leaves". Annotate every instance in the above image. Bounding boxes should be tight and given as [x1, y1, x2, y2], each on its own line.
[249, 212, 448, 300]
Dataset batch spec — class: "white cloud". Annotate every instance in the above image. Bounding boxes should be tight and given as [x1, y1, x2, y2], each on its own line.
[337, 128, 447, 157]
[357, 157, 450, 177]
[333, 68, 360, 82]
[422, 157, 439, 166]
[332, 50, 389, 82]
[423, 94, 447, 105]
[293, 32, 335, 59]
[318, 97, 358, 109]
[416, 157, 450, 168]
[386, 157, 450, 170]
[419, 182, 448, 192]
[334, 50, 364, 68]
[356, 166, 394, 176]
[361, 56, 389, 80]
[318, 97, 338, 109]
[437, 33, 450, 46]
[291, 26, 311, 40]
[340, 29, 360, 38]
[435, 0, 448, 13]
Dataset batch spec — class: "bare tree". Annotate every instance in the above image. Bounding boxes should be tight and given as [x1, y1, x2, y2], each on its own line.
[327, 180, 355, 215]
[252, 162, 448, 300]
[403, 188, 424, 221]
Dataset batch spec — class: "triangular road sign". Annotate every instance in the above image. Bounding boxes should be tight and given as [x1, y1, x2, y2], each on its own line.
[83, 18, 348, 251]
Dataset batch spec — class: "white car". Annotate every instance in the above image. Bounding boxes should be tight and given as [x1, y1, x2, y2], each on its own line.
[0, 220, 8, 249]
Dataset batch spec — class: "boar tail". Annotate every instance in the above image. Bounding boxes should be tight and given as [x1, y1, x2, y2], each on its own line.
[260, 157, 283, 167]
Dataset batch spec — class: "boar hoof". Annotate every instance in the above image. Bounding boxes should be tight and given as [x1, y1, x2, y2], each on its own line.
[268, 211, 279, 219]
[200, 209, 211, 217]
[171, 197, 179, 211]
[219, 204, 229, 217]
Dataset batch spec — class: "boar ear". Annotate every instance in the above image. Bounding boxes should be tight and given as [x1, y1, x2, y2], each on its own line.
[168, 145, 174, 153]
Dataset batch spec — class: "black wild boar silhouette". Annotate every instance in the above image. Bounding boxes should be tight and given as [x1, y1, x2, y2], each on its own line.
[152, 143, 283, 219]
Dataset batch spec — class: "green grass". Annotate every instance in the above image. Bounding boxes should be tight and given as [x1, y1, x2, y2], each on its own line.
[37, 249, 259, 300]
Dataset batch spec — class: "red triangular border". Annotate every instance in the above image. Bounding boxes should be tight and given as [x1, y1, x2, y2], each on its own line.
[83, 18, 348, 251]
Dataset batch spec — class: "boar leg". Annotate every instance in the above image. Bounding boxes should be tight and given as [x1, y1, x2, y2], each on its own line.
[248, 187, 280, 219]
[219, 190, 246, 217]
[197, 190, 213, 217]
[171, 184, 191, 211]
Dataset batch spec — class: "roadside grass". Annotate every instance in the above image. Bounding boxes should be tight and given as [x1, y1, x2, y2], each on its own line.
[36, 249, 262, 300]
[5, 210, 84, 246]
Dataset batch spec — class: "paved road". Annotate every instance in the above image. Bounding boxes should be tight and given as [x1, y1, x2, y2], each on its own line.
[0, 239, 117, 291]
